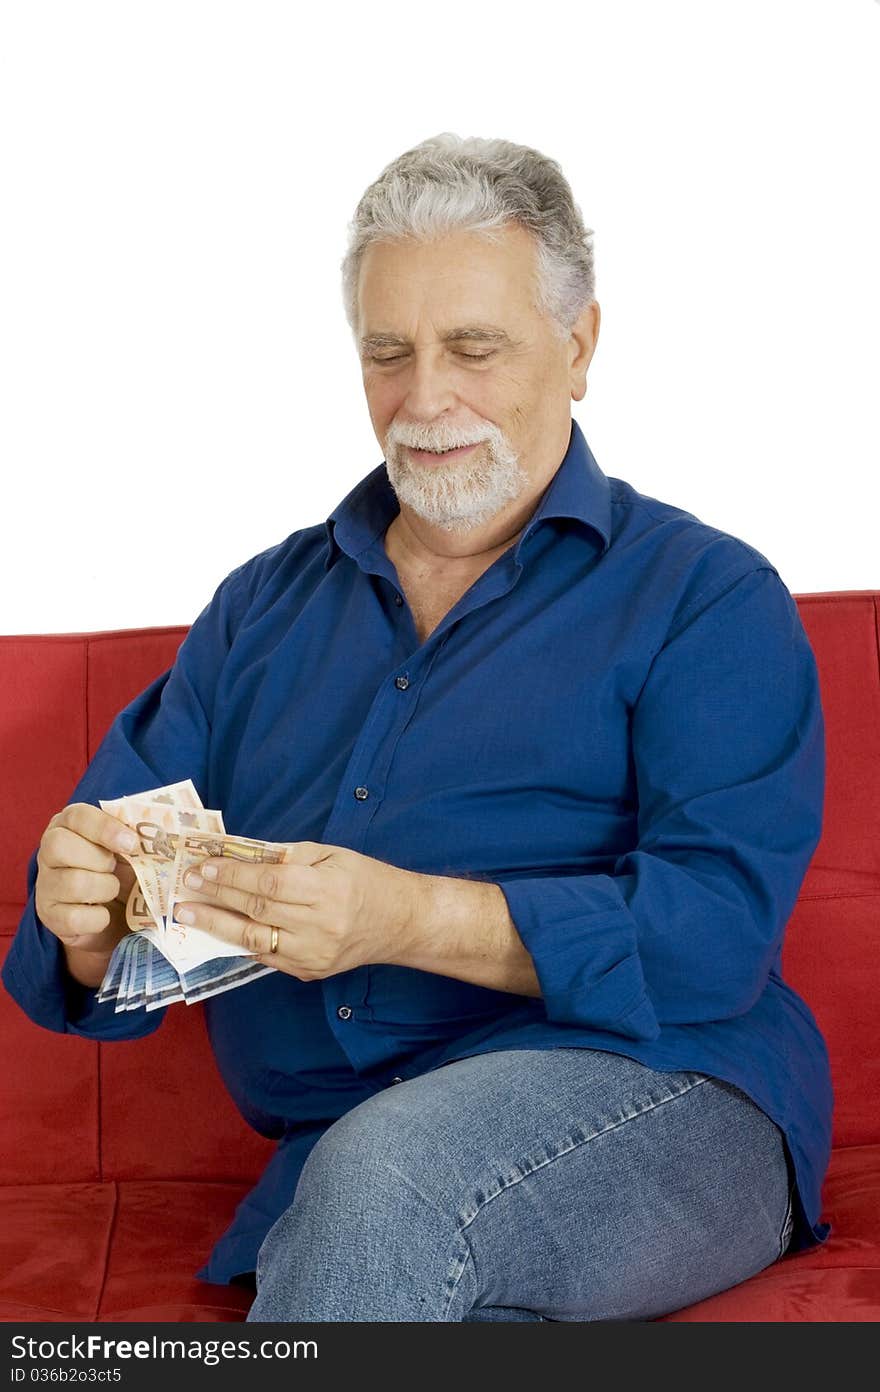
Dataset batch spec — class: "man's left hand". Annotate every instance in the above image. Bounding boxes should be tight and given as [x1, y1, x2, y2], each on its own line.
[175, 842, 418, 980]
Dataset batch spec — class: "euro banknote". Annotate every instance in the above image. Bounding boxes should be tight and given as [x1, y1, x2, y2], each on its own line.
[96, 780, 288, 1010]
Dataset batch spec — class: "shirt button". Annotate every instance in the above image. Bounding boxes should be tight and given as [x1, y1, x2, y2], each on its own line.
[354, 786, 369, 800]
[394, 593, 404, 606]
[337, 1005, 353, 1020]
[390, 1076, 404, 1085]
[394, 675, 409, 690]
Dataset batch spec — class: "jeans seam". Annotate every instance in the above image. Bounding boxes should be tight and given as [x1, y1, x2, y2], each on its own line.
[442, 1230, 477, 1321]
[456, 1073, 711, 1238]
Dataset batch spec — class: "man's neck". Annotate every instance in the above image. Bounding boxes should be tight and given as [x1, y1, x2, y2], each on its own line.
[385, 509, 525, 580]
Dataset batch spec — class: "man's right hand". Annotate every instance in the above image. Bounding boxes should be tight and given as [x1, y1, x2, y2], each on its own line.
[35, 802, 140, 956]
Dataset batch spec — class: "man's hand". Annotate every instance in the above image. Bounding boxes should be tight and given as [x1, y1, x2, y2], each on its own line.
[36, 802, 139, 953]
[175, 841, 418, 981]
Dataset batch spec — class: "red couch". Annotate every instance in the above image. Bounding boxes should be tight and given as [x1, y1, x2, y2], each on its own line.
[1, 596, 878, 1323]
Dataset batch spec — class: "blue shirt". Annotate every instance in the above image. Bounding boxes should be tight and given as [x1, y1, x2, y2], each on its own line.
[2, 418, 832, 1284]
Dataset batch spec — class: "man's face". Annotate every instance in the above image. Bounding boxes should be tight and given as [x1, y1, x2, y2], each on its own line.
[357, 223, 597, 535]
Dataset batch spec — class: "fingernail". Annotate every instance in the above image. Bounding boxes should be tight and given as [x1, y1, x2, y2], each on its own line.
[201, 863, 218, 880]
[184, 870, 203, 890]
[119, 832, 139, 852]
[176, 907, 195, 924]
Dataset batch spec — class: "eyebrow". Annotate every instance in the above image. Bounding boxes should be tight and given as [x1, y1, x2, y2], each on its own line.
[360, 325, 514, 352]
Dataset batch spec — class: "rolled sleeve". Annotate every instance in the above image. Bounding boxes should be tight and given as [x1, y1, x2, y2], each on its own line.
[497, 565, 825, 1040]
[496, 873, 658, 1038]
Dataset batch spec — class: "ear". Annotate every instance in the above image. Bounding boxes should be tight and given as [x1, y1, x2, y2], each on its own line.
[569, 300, 600, 402]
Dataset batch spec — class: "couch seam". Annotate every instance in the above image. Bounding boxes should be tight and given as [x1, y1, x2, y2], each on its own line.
[97, 1041, 104, 1183]
[792, 890, 880, 901]
[749, 1262, 880, 1275]
[794, 592, 880, 604]
[84, 635, 92, 762]
[0, 1296, 95, 1319]
[93, 1179, 119, 1322]
[0, 626, 191, 646]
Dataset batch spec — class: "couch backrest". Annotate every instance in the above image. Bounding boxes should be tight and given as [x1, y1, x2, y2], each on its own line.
[781, 593, 880, 1148]
[1, 594, 878, 1184]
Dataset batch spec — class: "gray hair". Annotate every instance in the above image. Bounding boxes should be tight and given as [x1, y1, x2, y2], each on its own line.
[341, 133, 596, 344]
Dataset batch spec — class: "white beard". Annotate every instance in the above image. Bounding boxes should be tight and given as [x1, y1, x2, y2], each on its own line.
[383, 428, 528, 533]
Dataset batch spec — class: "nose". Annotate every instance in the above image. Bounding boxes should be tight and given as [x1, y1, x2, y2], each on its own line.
[399, 350, 460, 421]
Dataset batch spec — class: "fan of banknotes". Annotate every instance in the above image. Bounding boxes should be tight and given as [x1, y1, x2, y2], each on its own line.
[96, 779, 289, 1011]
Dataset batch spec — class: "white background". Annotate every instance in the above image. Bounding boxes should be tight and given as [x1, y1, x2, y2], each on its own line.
[1, 0, 878, 635]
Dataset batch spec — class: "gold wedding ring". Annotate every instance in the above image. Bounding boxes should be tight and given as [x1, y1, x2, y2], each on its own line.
[270, 926, 279, 954]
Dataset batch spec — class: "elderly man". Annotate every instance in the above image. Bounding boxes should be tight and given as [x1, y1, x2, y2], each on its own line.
[3, 133, 831, 1322]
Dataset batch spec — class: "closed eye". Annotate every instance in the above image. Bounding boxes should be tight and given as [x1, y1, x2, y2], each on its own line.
[370, 350, 495, 364]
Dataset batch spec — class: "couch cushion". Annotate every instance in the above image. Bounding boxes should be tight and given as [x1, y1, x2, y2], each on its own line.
[0, 1181, 254, 1323]
[782, 892, 880, 1148]
[98, 993, 276, 1184]
[0, 1183, 115, 1321]
[0, 639, 88, 911]
[0, 933, 99, 1185]
[96, 1181, 257, 1322]
[0, 935, 276, 1186]
[2, 1144, 877, 1322]
[797, 595, 880, 887]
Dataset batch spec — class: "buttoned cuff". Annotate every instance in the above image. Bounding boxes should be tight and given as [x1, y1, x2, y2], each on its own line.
[496, 873, 660, 1041]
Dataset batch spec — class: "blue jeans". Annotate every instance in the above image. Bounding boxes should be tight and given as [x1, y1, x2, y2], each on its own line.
[245, 1047, 794, 1322]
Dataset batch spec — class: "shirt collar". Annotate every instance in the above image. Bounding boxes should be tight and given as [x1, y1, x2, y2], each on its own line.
[323, 416, 612, 570]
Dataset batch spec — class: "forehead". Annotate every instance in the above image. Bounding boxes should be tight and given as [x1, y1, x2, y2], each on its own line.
[357, 223, 538, 335]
